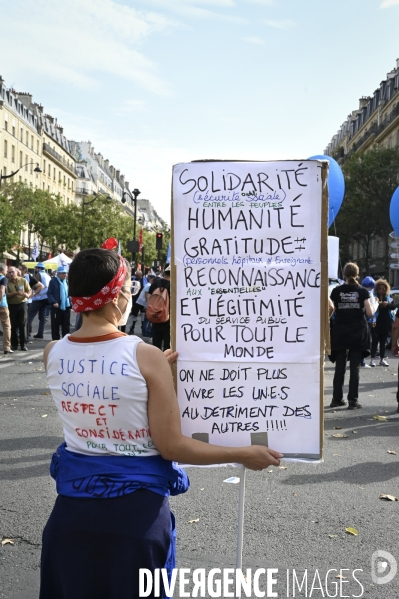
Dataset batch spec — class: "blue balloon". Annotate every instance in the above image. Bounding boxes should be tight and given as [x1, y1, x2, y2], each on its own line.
[308, 155, 345, 228]
[390, 186, 399, 236]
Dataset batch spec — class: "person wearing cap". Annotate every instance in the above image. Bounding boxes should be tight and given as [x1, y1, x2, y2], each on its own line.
[360, 276, 378, 367]
[39, 248, 282, 598]
[47, 266, 71, 340]
[148, 265, 171, 350]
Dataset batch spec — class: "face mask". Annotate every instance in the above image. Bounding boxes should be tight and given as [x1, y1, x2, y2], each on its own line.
[116, 291, 132, 326]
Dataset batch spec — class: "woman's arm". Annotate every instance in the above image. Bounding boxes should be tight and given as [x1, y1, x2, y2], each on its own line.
[137, 344, 283, 470]
[364, 298, 374, 318]
[43, 340, 59, 372]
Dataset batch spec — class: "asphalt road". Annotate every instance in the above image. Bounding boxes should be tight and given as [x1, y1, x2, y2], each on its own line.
[0, 317, 398, 598]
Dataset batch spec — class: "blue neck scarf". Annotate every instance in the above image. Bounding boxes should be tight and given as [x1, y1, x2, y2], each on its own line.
[56, 276, 70, 310]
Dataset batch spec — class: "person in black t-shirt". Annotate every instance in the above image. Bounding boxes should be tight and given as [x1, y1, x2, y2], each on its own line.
[148, 267, 170, 351]
[329, 262, 375, 410]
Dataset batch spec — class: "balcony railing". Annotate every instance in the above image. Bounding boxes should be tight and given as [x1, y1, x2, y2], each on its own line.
[43, 143, 77, 177]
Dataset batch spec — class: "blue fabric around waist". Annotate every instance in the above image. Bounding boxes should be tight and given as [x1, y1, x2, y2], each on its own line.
[50, 442, 189, 499]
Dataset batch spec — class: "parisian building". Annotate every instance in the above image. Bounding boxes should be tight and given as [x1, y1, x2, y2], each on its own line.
[69, 140, 135, 220]
[324, 59, 399, 284]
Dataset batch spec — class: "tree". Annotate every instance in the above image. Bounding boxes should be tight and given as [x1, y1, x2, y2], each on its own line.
[0, 182, 33, 256]
[136, 226, 171, 268]
[49, 202, 82, 256]
[80, 196, 134, 251]
[333, 147, 399, 276]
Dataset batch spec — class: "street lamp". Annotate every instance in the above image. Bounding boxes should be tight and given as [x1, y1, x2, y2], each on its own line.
[0, 162, 42, 185]
[80, 192, 112, 250]
[121, 187, 141, 263]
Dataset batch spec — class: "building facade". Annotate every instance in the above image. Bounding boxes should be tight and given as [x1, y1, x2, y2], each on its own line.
[324, 59, 399, 284]
[0, 78, 42, 190]
[137, 198, 168, 232]
[70, 140, 135, 220]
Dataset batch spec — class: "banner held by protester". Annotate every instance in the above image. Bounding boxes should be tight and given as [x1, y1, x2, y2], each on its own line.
[171, 160, 329, 461]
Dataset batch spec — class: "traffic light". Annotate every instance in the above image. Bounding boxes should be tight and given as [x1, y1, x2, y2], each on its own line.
[156, 232, 163, 250]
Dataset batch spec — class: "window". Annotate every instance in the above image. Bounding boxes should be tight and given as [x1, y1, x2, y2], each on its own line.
[26, 131, 29, 145]
[43, 183, 45, 190]
[31, 135, 33, 150]
[48, 185, 50, 192]
[25, 155, 28, 170]
[43, 159, 46, 174]
[4, 119, 8, 131]
[19, 176, 22, 182]
[11, 145, 15, 163]
[53, 167, 56, 181]
[19, 151, 22, 167]
[30, 163, 33, 174]
[4, 140, 7, 158]
[64, 175, 66, 185]
[48, 163, 51, 177]
[67, 197, 69, 205]
[68, 178, 70, 188]
[20, 128, 23, 142]
[12, 125, 15, 137]
[72, 181, 74, 191]
[36, 140, 39, 154]
[3, 167, 6, 176]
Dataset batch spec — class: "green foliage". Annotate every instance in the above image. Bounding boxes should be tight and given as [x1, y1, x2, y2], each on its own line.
[137, 226, 170, 267]
[334, 147, 399, 276]
[0, 183, 33, 255]
[0, 182, 171, 265]
[80, 195, 134, 251]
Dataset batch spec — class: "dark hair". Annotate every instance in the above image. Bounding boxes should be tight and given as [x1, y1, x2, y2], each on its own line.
[343, 262, 359, 286]
[68, 249, 130, 296]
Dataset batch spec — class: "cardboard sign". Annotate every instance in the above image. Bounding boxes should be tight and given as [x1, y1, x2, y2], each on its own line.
[171, 160, 329, 460]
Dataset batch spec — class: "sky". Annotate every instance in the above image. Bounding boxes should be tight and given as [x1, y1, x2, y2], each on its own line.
[0, 0, 398, 222]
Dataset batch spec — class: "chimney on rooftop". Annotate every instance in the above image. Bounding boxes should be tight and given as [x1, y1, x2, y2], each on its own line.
[359, 97, 369, 110]
[45, 114, 54, 124]
[17, 92, 33, 107]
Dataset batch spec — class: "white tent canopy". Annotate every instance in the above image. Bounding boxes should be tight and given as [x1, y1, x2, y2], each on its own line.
[41, 253, 73, 268]
[57, 252, 73, 266]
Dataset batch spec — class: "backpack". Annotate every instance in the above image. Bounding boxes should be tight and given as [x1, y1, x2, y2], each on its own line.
[146, 286, 169, 323]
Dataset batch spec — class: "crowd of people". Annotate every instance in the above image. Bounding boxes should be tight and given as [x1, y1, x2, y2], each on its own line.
[329, 262, 399, 412]
[0, 259, 172, 354]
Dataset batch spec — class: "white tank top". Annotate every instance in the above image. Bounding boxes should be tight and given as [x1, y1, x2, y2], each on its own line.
[46, 334, 159, 457]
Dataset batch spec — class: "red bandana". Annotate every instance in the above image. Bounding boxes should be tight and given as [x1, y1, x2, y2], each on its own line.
[71, 259, 127, 313]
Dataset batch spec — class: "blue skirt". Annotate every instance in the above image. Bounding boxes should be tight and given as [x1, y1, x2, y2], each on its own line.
[40, 489, 170, 599]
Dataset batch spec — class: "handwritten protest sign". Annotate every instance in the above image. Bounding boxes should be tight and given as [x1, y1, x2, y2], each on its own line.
[171, 160, 328, 460]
